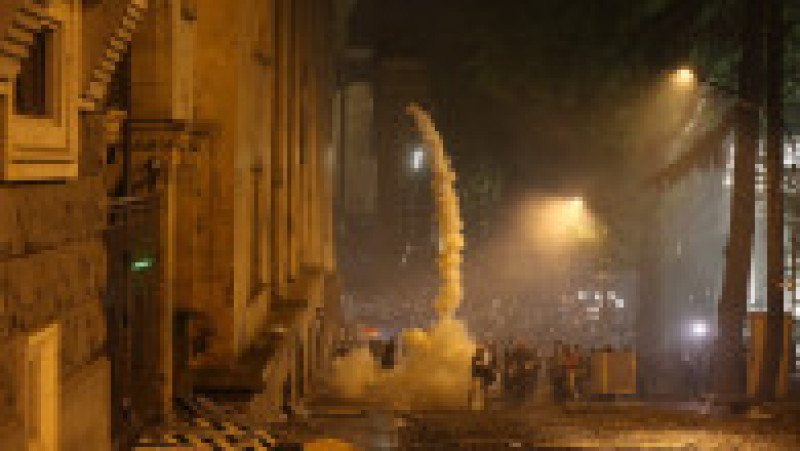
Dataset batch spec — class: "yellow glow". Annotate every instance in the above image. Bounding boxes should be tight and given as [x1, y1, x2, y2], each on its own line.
[673, 67, 696, 87]
[520, 196, 598, 251]
[569, 196, 584, 211]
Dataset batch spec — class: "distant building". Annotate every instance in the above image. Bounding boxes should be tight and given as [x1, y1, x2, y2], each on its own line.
[335, 56, 438, 325]
[337, 47, 378, 221]
[374, 58, 435, 266]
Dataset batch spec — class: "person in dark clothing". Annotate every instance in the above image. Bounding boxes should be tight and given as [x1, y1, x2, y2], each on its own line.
[381, 337, 397, 369]
[471, 346, 496, 408]
[551, 341, 568, 403]
[505, 341, 533, 400]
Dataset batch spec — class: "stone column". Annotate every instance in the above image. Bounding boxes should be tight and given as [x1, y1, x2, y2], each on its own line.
[288, 0, 302, 282]
[272, 0, 291, 299]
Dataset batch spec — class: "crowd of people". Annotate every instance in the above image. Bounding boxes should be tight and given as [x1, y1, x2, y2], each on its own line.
[470, 340, 594, 407]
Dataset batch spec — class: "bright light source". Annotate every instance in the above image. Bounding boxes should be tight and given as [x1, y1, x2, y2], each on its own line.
[690, 320, 709, 338]
[410, 145, 425, 171]
[673, 67, 696, 87]
[131, 256, 155, 272]
[519, 195, 597, 249]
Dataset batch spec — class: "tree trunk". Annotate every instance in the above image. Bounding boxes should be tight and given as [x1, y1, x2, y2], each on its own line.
[714, 0, 763, 398]
[759, 0, 784, 401]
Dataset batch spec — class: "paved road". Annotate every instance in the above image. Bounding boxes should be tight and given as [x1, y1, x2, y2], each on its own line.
[397, 404, 800, 449]
[274, 398, 800, 449]
[134, 392, 800, 449]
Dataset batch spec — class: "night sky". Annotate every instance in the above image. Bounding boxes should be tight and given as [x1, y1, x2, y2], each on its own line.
[348, 0, 717, 199]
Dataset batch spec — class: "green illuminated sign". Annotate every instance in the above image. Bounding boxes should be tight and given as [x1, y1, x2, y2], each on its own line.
[131, 257, 155, 272]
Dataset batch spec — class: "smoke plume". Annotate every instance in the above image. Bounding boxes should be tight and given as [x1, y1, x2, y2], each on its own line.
[330, 104, 476, 410]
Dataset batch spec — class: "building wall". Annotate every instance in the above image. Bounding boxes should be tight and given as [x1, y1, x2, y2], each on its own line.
[182, 0, 347, 416]
[0, 173, 110, 450]
[1, 0, 348, 446]
[191, 0, 339, 364]
[0, 1, 148, 448]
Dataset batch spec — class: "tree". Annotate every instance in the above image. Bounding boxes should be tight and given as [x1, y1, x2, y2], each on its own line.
[760, 0, 785, 401]
[715, 0, 763, 398]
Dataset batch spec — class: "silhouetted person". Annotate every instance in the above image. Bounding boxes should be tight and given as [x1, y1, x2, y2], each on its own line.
[505, 340, 532, 401]
[471, 345, 496, 408]
[565, 344, 580, 400]
[381, 337, 397, 369]
[551, 341, 568, 403]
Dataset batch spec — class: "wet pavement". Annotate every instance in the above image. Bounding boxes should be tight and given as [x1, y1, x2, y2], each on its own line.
[272, 396, 800, 450]
[134, 391, 800, 449]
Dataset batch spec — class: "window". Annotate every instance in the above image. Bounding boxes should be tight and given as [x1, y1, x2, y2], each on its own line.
[2, 4, 80, 181]
[15, 29, 54, 117]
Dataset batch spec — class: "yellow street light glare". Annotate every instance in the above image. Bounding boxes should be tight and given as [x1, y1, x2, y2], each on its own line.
[569, 196, 584, 210]
[673, 67, 696, 86]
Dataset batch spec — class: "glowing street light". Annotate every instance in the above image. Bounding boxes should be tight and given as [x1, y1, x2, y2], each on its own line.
[569, 196, 584, 211]
[519, 195, 597, 250]
[672, 67, 697, 87]
[689, 319, 710, 339]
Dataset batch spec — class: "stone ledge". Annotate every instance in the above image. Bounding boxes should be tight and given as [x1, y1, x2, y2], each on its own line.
[193, 269, 331, 393]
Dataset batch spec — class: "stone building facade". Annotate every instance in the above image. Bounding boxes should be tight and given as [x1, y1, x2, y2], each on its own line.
[0, 0, 350, 449]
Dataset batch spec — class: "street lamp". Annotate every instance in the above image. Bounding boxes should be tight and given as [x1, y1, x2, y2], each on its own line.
[672, 67, 697, 87]
[690, 319, 710, 339]
[670, 66, 760, 111]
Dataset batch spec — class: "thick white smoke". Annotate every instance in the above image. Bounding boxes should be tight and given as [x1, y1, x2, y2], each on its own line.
[330, 104, 476, 410]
